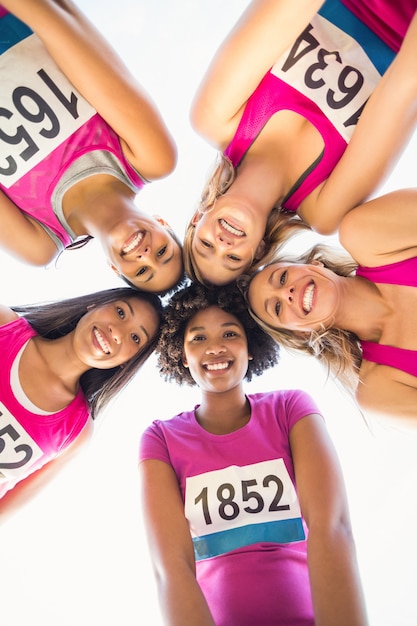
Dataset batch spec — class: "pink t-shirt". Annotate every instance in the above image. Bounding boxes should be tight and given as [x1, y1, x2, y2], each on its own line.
[0, 317, 90, 498]
[140, 389, 322, 626]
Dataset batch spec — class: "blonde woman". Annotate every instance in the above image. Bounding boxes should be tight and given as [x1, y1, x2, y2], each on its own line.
[185, 0, 417, 286]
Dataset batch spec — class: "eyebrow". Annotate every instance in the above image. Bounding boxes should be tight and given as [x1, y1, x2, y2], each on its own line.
[121, 299, 150, 342]
[142, 250, 175, 284]
[194, 247, 244, 273]
[187, 321, 241, 333]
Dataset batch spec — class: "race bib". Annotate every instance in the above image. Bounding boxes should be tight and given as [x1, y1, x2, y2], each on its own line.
[0, 402, 43, 483]
[0, 33, 95, 187]
[185, 459, 305, 561]
[271, 7, 394, 142]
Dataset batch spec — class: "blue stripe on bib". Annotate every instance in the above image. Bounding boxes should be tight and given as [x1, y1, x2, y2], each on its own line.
[318, 0, 395, 75]
[0, 13, 32, 54]
[193, 517, 305, 561]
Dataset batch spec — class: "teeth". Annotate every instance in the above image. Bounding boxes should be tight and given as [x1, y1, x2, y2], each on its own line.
[206, 362, 229, 371]
[122, 231, 144, 254]
[302, 283, 315, 314]
[220, 219, 245, 237]
[94, 327, 111, 354]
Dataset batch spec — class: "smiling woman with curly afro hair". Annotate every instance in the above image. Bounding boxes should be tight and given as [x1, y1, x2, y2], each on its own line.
[156, 281, 280, 386]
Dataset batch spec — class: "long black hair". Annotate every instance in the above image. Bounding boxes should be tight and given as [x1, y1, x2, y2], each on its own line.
[13, 288, 163, 418]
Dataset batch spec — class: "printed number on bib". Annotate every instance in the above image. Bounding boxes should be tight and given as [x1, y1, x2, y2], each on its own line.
[271, 14, 383, 141]
[0, 34, 95, 187]
[185, 458, 301, 537]
[0, 403, 43, 483]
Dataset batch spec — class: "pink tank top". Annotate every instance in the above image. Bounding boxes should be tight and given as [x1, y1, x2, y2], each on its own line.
[0, 317, 90, 498]
[225, 0, 406, 212]
[357, 257, 417, 377]
[0, 11, 145, 249]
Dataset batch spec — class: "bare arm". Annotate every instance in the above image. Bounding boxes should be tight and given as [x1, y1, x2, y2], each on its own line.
[303, 11, 417, 234]
[139, 459, 216, 626]
[0, 190, 59, 265]
[339, 188, 417, 266]
[290, 414, 368, 626]
[358, 364, 417, 428]
[191, 0, 324, 146]
[1, 0, 177, 179]
[0, 418, 93, 523]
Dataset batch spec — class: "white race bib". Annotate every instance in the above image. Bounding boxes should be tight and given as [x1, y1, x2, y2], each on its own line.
[0, 401, 43, 483]
[185, 459, 304, 560]
[0, 34, 95, 187]
[271, 14, 383, 141]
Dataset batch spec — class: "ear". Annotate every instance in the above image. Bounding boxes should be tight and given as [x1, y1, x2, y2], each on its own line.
[86, 303, 96, 311]
[153, 215, 172, 229]
[254, 239, 266, 261]
[190, 210, 201, 226]
[108, 260, 121, 276]
[182, 356, 189, 368]
[311, 259, 324, 267]
[248, 354, 253, 361]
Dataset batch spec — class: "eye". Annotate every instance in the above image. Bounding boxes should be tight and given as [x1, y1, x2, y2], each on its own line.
[200, 239, 212, 249]
[224, 331, 238, 338]
[136, 266, 148, 276]
[157, 245, 167, 258]
[131, 333, 140, 345]
[280, 270, 287, 285]
[191, 334, 206, 342]
[227, 254, 241, 262]
[117, 306, 125, 319]
[275, 301, 281, 317]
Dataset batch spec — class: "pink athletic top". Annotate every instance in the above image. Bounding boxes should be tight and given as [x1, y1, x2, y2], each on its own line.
[0, 10, 146, 251]
[341, 0, 416, 52]
[0, 317, 90, 498]
[357, 257, 417, 377]
[225, 0, 411, 212]
[140, 389, 322, 626]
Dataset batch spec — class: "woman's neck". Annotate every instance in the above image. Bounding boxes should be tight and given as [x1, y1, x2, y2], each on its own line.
[334, 275, 392, 341]
[62, 175, 137, 238]
[196, 385, 251, 435]
[232, 153, 286, 220]
[33, 333, 90, 395]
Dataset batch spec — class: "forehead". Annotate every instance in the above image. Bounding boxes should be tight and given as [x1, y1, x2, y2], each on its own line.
[185, 305, 243, 331]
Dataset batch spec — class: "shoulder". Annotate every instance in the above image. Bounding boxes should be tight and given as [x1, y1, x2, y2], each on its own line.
[250, 388, 322, 422]
[0, 305, 19, 327]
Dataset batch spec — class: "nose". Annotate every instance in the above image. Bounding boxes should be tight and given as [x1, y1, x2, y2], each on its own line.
[282, 285, 295, 303]
[205, 342, 226, 355]
[216, 233, 232, 247]
[109, 324, 122, 344]
[137, 245, 151, 258]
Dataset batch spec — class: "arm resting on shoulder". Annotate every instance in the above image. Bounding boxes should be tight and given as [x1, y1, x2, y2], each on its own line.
[304, 11, 417, 235]
[139, 459, 216, 626]
[191, 0, 324, 146]
[290, 413, 368, 626]
[357, 364, 417, 429]
[339, 189, 417, 266]
[0, 190, 59, 265]
[1, 0, 177, 179]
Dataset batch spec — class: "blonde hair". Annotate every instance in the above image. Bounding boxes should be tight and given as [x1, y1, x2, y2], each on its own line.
[245, 244, 362, 392]
[184, 153, 309, 285]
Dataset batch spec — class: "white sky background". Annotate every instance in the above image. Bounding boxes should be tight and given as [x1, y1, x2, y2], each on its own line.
[2, 1, 417, 624]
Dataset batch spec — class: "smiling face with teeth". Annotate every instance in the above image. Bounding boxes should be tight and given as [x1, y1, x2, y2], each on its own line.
[104, 214, 183, 294]
[182, 306, 250, 393]
[248, 261, 341, 332]
[190, 194, 267, 286]
[72, 298, 159, 370]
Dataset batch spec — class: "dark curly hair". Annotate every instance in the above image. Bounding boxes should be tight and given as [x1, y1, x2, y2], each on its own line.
[156, 281, 280, 386]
